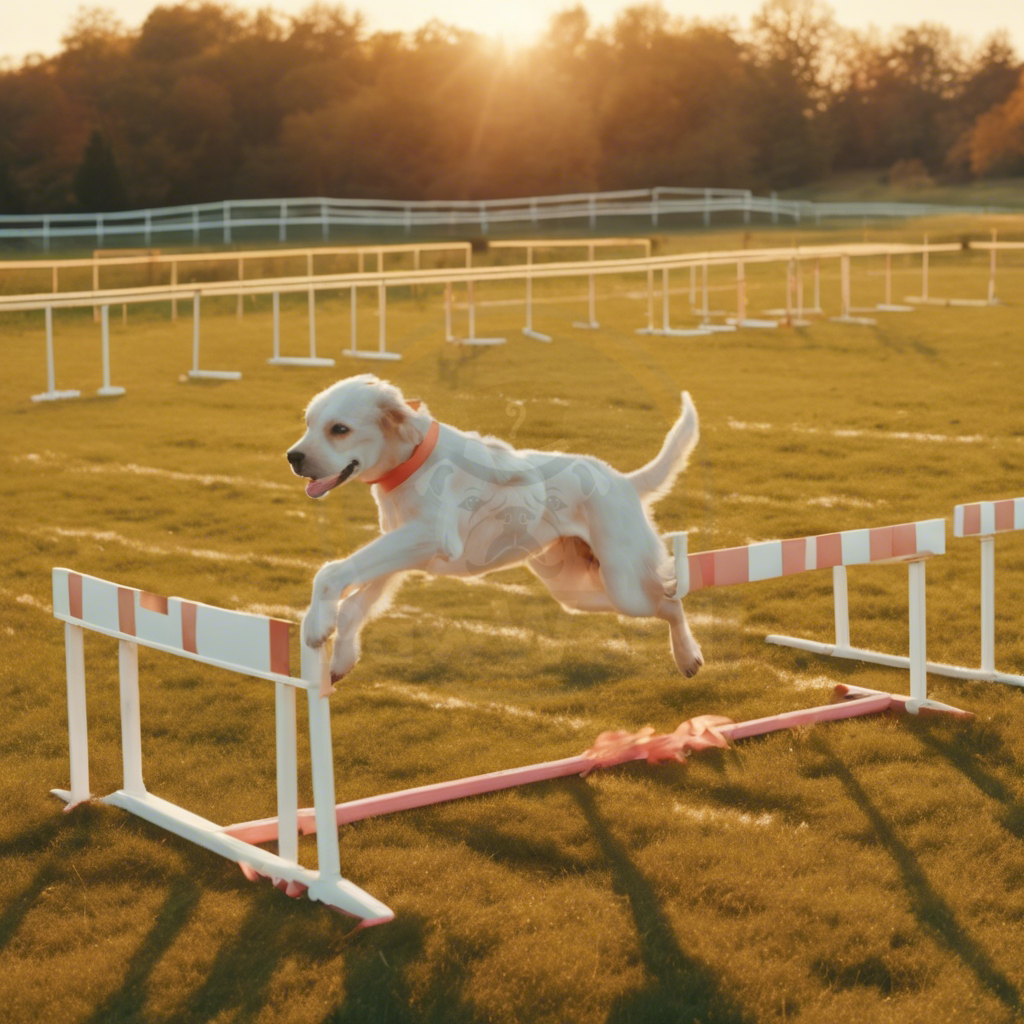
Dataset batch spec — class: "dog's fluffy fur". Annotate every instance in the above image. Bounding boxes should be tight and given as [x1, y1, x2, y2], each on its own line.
[287, 375, 702, 686]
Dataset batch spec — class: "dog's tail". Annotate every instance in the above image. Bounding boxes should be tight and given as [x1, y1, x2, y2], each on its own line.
[626, 391, 699, 508]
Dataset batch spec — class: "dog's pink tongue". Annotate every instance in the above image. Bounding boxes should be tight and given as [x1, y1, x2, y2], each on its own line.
[305, 476, 338, 498]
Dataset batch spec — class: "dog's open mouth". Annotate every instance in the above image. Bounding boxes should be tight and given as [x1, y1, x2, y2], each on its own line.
[305, 460, 359, 498]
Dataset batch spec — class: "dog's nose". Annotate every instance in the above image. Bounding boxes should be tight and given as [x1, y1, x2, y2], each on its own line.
[286, 450, 304, 470]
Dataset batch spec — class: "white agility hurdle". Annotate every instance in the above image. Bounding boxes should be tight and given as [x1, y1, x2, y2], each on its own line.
[905, 235, 995, 308]
[51, 526, 971, 927]
[342, 282, 401, 362]
[31, 306, 81, 402]
[830, 254, 877, 326]
[188, 292, 243, 380]
[942, 498, 1024, 687]
[636, 266, 711, 337]
[268, 289, 336, 368]
[727, 261, 777, 329]
[669, 518, 969, 716]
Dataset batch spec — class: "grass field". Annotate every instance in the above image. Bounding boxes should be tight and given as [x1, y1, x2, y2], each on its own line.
[3, 220, 1024, 1023]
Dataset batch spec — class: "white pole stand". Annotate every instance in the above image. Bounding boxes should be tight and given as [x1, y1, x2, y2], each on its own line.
[188, 292, 242, 381]
[766, 560, 969, 715]
[573, 244, 600, 330]
[32, 305, 81, 402]
[343, 282, 401, 361]
[268, 289, 336, 367]
[638, 267, 712, 337]
[522, 254, 552, 342]
[50, 623, 92, 809]
[830, 254, 876, 326]
[451, 281, 505, 346]
[876, 254, 914, 312]
[96, 305, 126, 397]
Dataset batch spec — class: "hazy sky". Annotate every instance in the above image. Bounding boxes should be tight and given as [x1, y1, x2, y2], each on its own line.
[2, 0, 1021, 62]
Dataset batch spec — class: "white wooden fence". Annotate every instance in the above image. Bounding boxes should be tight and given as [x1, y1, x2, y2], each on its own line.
[1, 187, 1016, 250]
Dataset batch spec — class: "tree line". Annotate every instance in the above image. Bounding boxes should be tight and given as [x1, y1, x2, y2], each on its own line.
[1, 0, 1022, 214]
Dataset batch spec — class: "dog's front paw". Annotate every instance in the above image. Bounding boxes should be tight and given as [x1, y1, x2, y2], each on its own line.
[302, 604, 336, 649]
[671, 634, 704, 679]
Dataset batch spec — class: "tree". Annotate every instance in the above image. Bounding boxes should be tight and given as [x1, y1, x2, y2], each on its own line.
[73, 129, 129, 211]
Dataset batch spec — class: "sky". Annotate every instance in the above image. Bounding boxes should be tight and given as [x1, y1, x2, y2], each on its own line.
[1, 0, 1022, 63]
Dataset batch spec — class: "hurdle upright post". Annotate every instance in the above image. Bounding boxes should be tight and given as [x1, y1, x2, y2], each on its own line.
[302, 642, 343, 885]
[907, 559, 928, 704]
[922, 235, 929, 302]
[980, 535, 996, 675]
[32, 304, 81, 403]
[61, 622, 91, 808]
[275, 678, 299, 865]
[522, 247, 552, 342]
[988, 229, 998, 305]
[97, 305, 125, 397]
[118, 637, 145, 797]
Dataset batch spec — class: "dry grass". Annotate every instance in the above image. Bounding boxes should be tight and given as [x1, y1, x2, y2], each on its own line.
[2, 221, 1024, 1023]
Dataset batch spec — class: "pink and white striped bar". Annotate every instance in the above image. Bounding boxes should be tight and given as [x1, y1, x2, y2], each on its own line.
[675, 518, 944, 598]
[52, 568, 297, 688]
[954, 498, 1024, 538]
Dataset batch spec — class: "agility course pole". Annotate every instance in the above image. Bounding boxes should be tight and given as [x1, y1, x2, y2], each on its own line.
[267, 289, 336, 367]
[729, 260, 776, 329]
[31, 305, 81, 403]
[670, 520, 967, 715]
[341, 281, 401, 361]
[188, 292, 242, 380]
[830, 254, 876, 325]
[572, 244, 601, 330]
[522, 248, 552, 342]
[97, 305, 126, 397]
[49, 567, 396, 926]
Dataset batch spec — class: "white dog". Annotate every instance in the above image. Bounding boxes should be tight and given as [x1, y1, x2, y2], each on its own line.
[287, 375, 703, 689]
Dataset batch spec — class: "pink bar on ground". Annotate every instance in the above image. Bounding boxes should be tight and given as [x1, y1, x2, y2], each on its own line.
[962, 504, 981, 536]
[816, 533, 843, 569]
[781, 538, 805, 576]
[714, 547, 750, 587]
[995, 500, 1014, 532]
[719, 695, 893, 741]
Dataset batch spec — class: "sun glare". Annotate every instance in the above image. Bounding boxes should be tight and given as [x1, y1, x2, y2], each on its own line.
[481, 6, 543, 52]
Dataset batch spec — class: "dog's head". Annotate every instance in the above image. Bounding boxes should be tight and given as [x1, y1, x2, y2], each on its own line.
[286, 375, 430, 498]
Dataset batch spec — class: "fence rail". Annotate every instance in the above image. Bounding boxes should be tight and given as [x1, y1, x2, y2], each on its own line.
[1, 188, 1017, 250]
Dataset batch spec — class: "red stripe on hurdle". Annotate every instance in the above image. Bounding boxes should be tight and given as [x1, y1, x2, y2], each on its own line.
[714, 547, 749, 586]
[269, 620, 290, 676]
[140, 591, 169, 614]
[869, 526, 892, 561]
[181, 602, 198, 654]
[995, 500, 1015, 532]
[892, 523, 918, 558]
[68, 573, 83, 619]
[963, 504, 981, 536]
[117, 588, 136, 635]
[816, 533, 842, 569]
[781, 538, 805, 575]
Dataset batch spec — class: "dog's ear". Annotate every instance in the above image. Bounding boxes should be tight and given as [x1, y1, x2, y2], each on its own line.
[378, 390, 427, 446]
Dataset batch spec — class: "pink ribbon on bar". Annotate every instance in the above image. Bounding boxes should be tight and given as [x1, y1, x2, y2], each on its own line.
[581, 715, 733, 774]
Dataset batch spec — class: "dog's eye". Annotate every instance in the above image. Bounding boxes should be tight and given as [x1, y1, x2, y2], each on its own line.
[330, 424, 350, 437]
[459, 496, 483, 513]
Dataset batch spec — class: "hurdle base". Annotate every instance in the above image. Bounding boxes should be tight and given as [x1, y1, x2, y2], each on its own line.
[905, 296, 993, 308]
[268, 357, 336, 367]
[50, 787, 92, 811]
[875, 304, 916, 312]
[341, 350, 402, 361]
[726, 317, 779, 329]
[448, 337, 506, 346]
[573, 321, 600, 330]
[832, 683, 973, 719]
[97, 788, 395, 925]
[766, 634, 995, 701]
[188, 370, 242, 381]
[31, 389, 82, 403]
[522, 328, 553, 342]
[697, 323, 737, 333]
[662, 327, 715, 337]
[96, 386, 126, 397]
[829, 316, 877, 326]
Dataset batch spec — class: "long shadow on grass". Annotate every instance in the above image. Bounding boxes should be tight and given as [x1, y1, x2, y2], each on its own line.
[80, 877, 202, 1024]
[572, 784, 754, 1024]
[814, 737, 1021, 1014]
[916, 730, 1024, 840]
